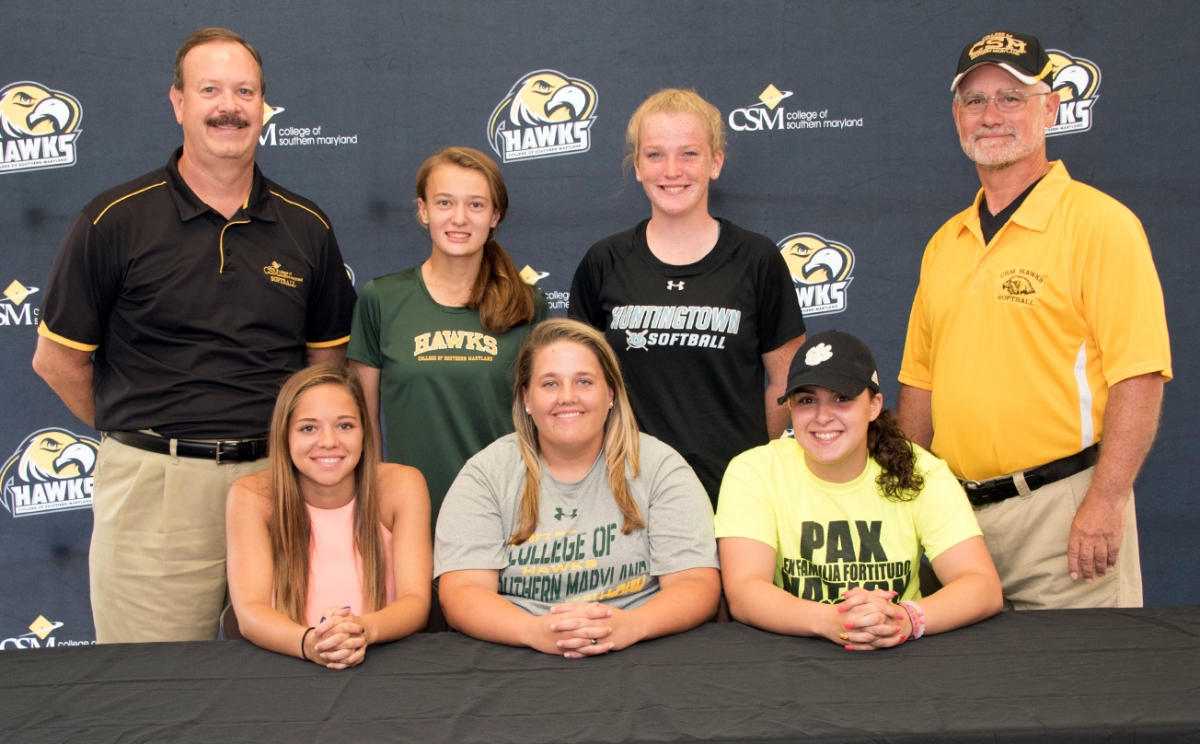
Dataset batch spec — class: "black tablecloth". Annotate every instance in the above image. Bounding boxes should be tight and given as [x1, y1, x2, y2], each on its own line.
[2, 606, 1199, 743]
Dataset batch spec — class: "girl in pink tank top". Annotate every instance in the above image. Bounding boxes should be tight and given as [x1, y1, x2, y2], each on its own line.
[227, 364, 432, 669]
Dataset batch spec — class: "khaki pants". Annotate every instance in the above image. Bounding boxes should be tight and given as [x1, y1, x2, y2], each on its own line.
[89, 436, 268, 642]
[973, 465, 1142, 610]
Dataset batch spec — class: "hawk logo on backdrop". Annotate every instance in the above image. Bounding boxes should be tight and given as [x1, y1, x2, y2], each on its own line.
[778, 233, 856, 316]
[0, 428, 99, 517]
[728, 84, 864, 133]
[0, 279, 39, 327]
[0, 615, 93, 648]
[488, 70, 598, 162]
[1046, 50, 1101, 136]
[258, 101, 358, 148]
[0, 81, 83, 174]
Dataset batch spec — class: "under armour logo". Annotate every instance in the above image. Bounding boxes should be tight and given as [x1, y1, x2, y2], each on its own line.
[667, 281, 685, 290]
[554, 508, 578, 521]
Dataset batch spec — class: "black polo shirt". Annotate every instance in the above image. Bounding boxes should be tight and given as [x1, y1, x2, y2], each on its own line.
[39, 148, 357, 439]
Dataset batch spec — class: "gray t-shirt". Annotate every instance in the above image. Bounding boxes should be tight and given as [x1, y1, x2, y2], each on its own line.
[434, 432, 719, 615]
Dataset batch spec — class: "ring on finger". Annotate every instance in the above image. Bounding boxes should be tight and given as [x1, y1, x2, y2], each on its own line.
[590, 637, 598, 645]
[839, 632, 849, 641]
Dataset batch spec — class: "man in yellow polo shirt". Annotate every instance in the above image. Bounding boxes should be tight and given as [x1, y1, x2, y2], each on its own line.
[897, 31, 1171, 609]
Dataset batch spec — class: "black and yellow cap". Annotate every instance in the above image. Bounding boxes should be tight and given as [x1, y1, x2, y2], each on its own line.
[952, 31, 1054, 92]
[777, 330, 880, 405]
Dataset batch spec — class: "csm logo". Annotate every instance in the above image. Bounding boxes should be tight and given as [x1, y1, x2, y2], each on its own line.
[1046, 50, 1102, 136]
[778, 233, 856, 317]
[0, 428, 99, 517]
[259, 103, 358, 147]
[488, 70, 598, 162]
[728, 84, 793, 132]
[1, 615, 92, 649]
[0, 81, 83, 174]
[0, 279, 39, 326]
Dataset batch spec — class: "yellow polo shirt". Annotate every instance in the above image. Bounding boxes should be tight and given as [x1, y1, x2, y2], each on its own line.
[899, 161, 1171, 481]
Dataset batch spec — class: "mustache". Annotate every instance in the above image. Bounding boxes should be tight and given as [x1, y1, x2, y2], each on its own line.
[968, 125, 1017, 141]
[205, 113, 250, 128]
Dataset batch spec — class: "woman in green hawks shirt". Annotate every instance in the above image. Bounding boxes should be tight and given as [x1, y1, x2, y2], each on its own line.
[349, 147, 549, 526]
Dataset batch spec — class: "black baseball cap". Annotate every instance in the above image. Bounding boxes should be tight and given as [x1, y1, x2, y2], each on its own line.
[951, 31, 1054, 92]
[777, 330, 880, 405]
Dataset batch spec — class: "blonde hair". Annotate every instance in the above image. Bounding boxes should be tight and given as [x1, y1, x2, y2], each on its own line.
[415, 147, 536, 335]
[509, 319, 643, 545]
[268, 364, 386, 624]
[624, 88, 727, 172]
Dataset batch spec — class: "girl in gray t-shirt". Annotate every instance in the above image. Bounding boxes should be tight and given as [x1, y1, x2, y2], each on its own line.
[435, 318, 719, 658]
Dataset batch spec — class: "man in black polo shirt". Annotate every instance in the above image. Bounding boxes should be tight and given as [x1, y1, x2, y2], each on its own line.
[32, 28, 356, 642]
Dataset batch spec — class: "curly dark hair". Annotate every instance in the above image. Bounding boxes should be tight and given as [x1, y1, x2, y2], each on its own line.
[867, 408, 925, 502]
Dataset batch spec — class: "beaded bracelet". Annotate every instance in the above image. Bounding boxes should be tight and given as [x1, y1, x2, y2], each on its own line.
[300, 627, 315, 660]
[899, 600, 926, 640]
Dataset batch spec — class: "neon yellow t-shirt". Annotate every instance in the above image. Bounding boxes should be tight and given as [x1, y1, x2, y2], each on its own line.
[715, 439, 981, 603]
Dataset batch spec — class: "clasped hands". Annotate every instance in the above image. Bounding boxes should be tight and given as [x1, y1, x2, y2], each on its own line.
[831, 588, 911, 651]
[536, 601, 624, 658]
[306, 605, 368, 669]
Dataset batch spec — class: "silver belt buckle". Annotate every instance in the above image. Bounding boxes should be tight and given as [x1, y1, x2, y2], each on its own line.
[215, 441, 240, 464]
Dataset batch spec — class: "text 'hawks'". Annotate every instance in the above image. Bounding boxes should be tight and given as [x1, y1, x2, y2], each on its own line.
[413, 330, 498, 357]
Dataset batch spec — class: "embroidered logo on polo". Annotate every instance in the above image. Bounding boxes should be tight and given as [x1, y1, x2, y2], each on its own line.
[488, 70, 598, 163]
[1046, 50, 1101, 136]
[780, 520, 912, 603]
[778, 233, 856, 316]
[0, 81, 83, 174]
[611, 305, 742, 351]
[501, 523, 649, 604]
[0, 279, 39, 327]
[998, 268, 1043, 306]
[413, 330, 499, 360]
[263, 261, 304, 288]
[0, 428, 99, 517]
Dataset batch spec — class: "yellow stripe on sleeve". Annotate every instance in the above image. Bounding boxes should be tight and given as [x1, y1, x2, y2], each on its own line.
[270, 191, 330, 230]
[38, 322, 99, 352]
[93, 182, 167, 225]
[306, 335, 350, 349]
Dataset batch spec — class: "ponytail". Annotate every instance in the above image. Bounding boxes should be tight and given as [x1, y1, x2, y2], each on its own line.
[867, 408, 925, 502]
[470, 238, 536, 335]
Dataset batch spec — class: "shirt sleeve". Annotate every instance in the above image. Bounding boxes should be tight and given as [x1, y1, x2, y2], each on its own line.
[1077, 205, 1172, 384]
[305, 226, 356, 348]
[910, 448, 982, 562]
[433, 447, 511, 578]
[639, 437, 719, 576]
[568, 247, 605, 328]
[346, 279, 382, 368]
[713, 446, 780, 550]
[755, 245, 807, 354]
[38, 212, 122, 351]
[898, 239, 936, 390]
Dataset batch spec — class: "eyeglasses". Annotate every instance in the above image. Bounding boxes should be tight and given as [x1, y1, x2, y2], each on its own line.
[955, 90, 1050, 114]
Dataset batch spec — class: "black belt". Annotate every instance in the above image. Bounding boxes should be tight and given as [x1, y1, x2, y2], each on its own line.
[108, 431, 269, 464]
[960, 443, 1101, 508]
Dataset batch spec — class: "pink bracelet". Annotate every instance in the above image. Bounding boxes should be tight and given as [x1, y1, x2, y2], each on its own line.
[899, 600, 925, 640]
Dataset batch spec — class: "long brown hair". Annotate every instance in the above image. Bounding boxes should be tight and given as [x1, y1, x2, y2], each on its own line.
[509, 319, 644, 545]
[268, 364, 386, 624]
[868, 408, 925, 502]
[415, 147, 536, 334]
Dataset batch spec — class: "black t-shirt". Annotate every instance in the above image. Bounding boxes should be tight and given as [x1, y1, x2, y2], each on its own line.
[40, 148, 357, 438]
[569, 219, 806, 506]
[979, 176, 1044, 245]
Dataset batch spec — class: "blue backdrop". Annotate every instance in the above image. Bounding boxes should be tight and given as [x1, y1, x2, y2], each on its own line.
[0, 0, 1194, 646]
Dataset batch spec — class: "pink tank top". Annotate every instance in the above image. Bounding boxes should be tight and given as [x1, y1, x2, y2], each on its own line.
[305, 499, 395, 628]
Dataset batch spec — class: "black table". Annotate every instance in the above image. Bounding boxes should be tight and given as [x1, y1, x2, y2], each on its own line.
[2, 606, 1199, 743]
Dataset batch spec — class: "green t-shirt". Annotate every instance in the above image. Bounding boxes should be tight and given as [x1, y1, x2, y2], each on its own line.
[347, 267, 549, 523]
[714, 439, 981, 603]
